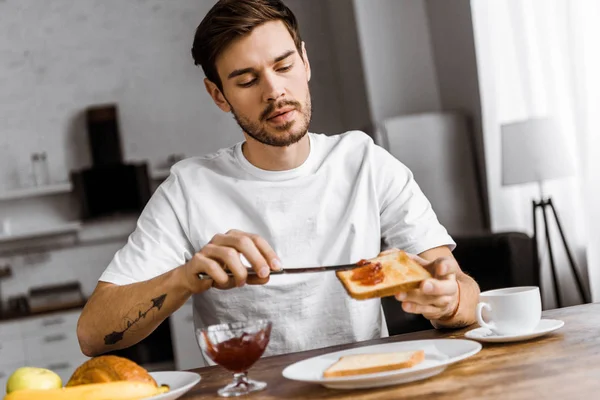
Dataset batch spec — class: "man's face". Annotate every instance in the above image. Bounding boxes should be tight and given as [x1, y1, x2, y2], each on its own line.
[207, 20, 312, 147]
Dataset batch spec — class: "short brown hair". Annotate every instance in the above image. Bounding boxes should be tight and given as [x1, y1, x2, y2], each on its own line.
[191, 0, 303, 92]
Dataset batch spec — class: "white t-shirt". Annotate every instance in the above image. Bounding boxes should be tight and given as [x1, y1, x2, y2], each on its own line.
[99, 131, 455, 357]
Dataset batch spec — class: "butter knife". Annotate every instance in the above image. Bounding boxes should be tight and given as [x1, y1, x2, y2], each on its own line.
[197, 263, 359, 280]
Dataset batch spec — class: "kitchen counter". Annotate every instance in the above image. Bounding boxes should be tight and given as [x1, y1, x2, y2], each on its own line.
[0, 300, 86, 322]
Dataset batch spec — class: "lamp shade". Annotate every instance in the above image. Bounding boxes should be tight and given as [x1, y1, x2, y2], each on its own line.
[501, 117, 576, 186]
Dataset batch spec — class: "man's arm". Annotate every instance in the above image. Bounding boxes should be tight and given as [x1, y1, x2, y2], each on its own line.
[418, 246, 479, 329]
[77, 267, 193, 357]
[77, 230, 281, 357]
[392, 246, 479, 329]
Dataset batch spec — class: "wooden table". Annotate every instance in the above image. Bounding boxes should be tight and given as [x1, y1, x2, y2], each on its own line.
[181, 303, 600, 399]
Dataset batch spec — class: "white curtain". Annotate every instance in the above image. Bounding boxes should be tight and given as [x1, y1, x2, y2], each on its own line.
[471, 0, 600, 307]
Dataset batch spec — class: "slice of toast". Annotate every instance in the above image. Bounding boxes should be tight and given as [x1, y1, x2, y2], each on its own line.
[323, 350, 425, 378]
[336, 250, 431, 300]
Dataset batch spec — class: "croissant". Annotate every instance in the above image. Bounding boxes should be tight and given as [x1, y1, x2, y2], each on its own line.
[66, 355, 158, 387]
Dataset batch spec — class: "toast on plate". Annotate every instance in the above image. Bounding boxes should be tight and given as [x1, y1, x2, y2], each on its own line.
[336, 249, 432, 300]
[323, 350, 425, 378]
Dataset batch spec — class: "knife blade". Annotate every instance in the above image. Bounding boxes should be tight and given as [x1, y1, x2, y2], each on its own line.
[197, 263, 359, 280]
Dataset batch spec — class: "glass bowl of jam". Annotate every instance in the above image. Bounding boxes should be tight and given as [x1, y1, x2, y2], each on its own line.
[197, 319, 272, 397]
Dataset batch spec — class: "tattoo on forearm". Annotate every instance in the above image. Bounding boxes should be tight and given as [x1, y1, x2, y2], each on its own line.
[104, 294, 167, 345]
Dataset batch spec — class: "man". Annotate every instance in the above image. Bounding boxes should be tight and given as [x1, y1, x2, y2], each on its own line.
[77, 0, 479, 359]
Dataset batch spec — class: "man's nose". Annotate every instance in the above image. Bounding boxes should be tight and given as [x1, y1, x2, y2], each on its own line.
[262, 72, 285, 102]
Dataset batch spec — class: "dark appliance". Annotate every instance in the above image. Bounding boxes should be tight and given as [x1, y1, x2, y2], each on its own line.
[70, 104, 151, 219]
[86, 104, 124, 167]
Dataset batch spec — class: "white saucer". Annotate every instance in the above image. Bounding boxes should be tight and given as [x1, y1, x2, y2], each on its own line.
[464, 319, 564, 343]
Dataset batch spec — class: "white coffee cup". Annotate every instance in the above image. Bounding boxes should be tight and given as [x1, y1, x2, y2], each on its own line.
[476, 286, 541, 336]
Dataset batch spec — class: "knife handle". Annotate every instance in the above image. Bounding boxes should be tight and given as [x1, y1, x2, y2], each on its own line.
[197, 269, 284, 280]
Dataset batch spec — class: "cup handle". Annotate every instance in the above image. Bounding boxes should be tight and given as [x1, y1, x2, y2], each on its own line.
[476, 302, 496, 331]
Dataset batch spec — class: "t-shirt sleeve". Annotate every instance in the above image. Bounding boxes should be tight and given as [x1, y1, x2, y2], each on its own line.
[374, 144, 456, 255]
[99, 173, 195, 285]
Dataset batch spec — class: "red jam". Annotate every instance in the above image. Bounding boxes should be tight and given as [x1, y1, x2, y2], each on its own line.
[351, 261, 385, 286]
[203, 325, 271, 373]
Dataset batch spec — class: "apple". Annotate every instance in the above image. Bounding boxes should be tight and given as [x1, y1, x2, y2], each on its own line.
[5, 367, 62, 393]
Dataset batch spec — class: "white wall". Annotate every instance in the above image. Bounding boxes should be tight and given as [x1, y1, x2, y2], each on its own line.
[352, 0, 441, 123]
[0, 0, 344, 192]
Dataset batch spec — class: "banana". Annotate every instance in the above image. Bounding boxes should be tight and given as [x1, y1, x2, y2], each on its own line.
[3, 381, 168, 400]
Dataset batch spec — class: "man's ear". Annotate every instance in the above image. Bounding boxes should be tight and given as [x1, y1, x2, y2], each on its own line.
[301, 42, 311, 82]
[204, 78, 231, 112]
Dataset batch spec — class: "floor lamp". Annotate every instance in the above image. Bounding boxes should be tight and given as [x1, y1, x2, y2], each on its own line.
[501, 117, 589, 308]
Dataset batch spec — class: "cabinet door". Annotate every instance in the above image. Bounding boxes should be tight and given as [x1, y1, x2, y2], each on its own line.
[0, 337, 25, 367]
[20, 310, 80, 338]
[0, 320, 21, 341]
[24, 328, 85, 362]
[0, 362, 26, 393]
[169, 301, 207, 371]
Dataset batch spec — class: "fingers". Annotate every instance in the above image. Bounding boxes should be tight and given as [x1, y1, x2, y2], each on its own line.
[380, 251, 458, 280]
[201, 243, 248, 286]
[401, 301, 455, 320]
[399, 279, 458, 318]
[421, 278, 457, 296]
[396, 278, 457, 302]
[212, 272, 270, 289]
[251, 234, 282, 271]
[194, 253, 229, 285]
[430, 257, 458, 278]
[182, 230, 280, 294]
[407, 254, 458, 279]
[397, 292, 454, 308]
[405, 252, 429, 266]
[383, 253, 462, 321]
[211, 230, 281, 277]
[401, 302, 443, 317]
[183, 253, 231, 293]
[395, 276, 459, 320]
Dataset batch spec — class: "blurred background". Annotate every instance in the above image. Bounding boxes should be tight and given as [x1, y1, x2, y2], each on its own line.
[0, 0, 598, 382]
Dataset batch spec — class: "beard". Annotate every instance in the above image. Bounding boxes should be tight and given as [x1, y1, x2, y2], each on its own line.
[230, 92, 312, 147]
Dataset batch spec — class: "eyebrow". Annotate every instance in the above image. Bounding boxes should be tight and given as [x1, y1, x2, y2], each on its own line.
[227, 50, 296, 80]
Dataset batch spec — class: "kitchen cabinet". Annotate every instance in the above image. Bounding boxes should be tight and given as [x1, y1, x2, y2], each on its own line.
[169, 300, 207, 371]
[0, 222, 82, 245]
[0, 309, 88, 388]
[0, 320, 21, 341]
[0, 183, 72, 202]
[0, 183, 80, 249]
[0, 336, 25, 366]
[25, 328, 84, 362]
[0, 301, 206, 389]
[19, 307, 80, 335]
[0, 362, 24, 392]
[0, 320, 25, 389]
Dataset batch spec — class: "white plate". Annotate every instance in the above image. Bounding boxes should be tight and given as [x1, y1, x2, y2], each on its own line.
[282, 339, 481, 390]
[147, 371, 201, 400]
[464, 318, 564, 343]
